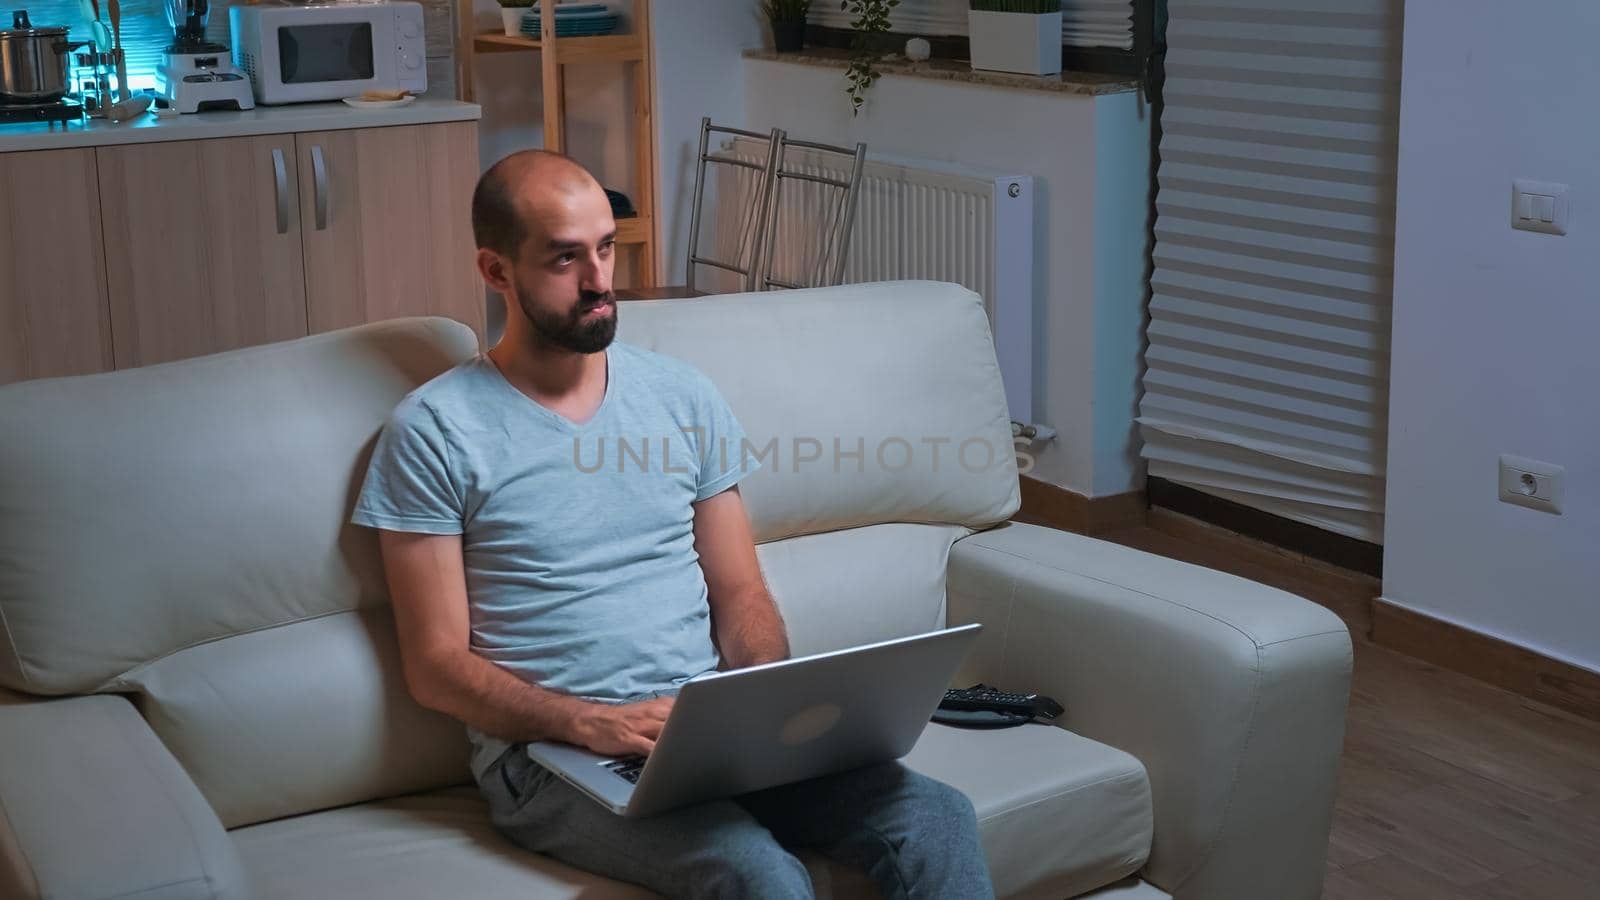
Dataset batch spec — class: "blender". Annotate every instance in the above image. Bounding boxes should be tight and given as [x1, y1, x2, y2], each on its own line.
[157, 0, 253, 112]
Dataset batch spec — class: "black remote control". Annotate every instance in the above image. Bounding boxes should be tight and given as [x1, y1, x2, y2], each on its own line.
[941, 685, 1063, 719]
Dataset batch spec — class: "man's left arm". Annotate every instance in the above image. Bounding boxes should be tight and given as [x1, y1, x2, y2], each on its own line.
[693, 485, 789, 669]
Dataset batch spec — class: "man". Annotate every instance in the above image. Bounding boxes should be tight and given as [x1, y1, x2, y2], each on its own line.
[351, 150, 993, 899]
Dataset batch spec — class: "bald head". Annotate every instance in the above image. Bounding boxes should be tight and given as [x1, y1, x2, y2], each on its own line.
[472, 150, 605, 258]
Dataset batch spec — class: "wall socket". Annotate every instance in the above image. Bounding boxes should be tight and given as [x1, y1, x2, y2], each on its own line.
[1499, 454, 1564, 514]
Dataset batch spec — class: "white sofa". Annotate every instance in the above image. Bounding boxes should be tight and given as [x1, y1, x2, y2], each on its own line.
[0, 281, 1351, 899]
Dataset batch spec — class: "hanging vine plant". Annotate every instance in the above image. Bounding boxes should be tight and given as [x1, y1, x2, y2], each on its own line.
[842, 0, 899, 115]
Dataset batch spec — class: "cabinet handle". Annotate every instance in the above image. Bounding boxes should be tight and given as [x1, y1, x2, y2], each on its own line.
[311, 145, 328, 231]
[271, 147, 289, 235]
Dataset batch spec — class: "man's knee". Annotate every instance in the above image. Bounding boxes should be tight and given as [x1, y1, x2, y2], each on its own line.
[898, 774, 994, 898]
[683, 831, 811, 899]
[909, 771, 980, 825]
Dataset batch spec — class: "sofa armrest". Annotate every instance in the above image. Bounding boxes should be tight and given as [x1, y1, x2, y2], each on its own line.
[0, 689, 247, 900]
[947, 522, 1352, 900]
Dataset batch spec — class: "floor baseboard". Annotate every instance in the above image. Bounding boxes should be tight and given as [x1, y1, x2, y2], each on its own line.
[1147, 477, 1383, 578]
[1015, 476, 1146, 535]
[1372, 599, 1600, 724]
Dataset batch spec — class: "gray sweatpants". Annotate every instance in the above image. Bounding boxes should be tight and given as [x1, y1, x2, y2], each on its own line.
[480, 745, 995, 900]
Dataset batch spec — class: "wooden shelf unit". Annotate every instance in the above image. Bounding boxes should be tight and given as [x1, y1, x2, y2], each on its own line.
[456, 0, 659, 287]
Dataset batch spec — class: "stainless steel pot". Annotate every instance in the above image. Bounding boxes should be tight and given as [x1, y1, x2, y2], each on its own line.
[0, 11, 72, 104]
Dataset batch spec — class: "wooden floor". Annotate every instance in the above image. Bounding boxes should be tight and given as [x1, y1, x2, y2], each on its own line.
[1092, 511, 1600, 900]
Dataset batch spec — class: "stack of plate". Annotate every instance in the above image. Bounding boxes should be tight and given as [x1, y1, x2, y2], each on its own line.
[521, 3, 620, 38]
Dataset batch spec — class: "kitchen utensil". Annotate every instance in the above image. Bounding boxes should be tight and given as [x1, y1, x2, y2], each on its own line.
[105, 92, 150, 121]
[107, 0, 127, 100]
[91, 20, 110, 52]
[73, 48, 116, 113]
[0, 11, 73, 104]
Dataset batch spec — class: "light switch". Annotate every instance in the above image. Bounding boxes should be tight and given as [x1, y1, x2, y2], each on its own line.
[1512, 179, 1570, 235]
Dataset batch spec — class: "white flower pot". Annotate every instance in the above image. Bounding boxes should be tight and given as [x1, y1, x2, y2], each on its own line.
[968, 10, 1063, 76]
[502, 7, 525, 37]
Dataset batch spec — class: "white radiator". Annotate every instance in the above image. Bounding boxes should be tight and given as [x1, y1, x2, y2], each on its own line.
[714, 138, 1038, 426]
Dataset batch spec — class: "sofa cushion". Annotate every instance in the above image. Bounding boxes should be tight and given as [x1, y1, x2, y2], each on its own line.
[231, 786, 877, 900]
[231, 725, 1152, 900]
[0, 317, 479, 694]
[123, 607, 473, 828]
[906, 723, 1152, 899]
[758, 522, 971, 656]
[615, 282, 1021, 545]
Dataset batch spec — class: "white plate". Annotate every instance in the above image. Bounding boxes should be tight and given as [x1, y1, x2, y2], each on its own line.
[342, 95, 416, 109]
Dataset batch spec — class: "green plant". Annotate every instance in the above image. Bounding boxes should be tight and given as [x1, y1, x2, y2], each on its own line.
[842, 0, 897, 115]
[970, 0, 1061, 11]
[762, 0, 812, 23]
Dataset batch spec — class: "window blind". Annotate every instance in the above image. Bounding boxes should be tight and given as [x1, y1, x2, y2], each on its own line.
[1139, 0, 1403, 542]
[815, 0, 1134, 51]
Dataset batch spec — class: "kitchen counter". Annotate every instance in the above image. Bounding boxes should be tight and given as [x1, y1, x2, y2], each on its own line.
[0, 98, 480, 154]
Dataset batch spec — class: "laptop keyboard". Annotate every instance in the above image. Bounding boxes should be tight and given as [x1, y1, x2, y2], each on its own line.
[604, 756, 646, 784]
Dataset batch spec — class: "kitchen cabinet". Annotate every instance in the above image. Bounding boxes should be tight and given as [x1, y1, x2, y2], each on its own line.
[297, 122, 481, 337]
[99, 134, 308, 368]
[0, 148, 114, 385]
[0, 105, 483, 386]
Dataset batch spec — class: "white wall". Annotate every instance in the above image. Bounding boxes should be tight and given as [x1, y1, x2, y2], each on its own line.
[742, 59, 1150, 496]
[1383, 0, 1600, 669]
[650, 2, 767, 285]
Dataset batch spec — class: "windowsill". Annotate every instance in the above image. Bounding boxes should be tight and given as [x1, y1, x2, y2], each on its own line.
[743, 48, 1141, 97]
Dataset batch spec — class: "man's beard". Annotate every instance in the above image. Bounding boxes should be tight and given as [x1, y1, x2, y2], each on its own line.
[515, 284, 617, 354]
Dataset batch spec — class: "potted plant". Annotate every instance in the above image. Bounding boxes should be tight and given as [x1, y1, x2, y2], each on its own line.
[762, 0, 812, 53]
[968, 0, 1062, 76]
[499, 0, 533, 38]
[843, 0, 897, 114]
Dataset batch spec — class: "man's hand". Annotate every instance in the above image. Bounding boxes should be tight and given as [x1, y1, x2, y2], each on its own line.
[571, 696, 676, 757]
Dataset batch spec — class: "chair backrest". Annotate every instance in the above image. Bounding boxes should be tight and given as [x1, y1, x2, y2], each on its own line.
[685, 117, 784, 294]
[755, 134, 868, 292]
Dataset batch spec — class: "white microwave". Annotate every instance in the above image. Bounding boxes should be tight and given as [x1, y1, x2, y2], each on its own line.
[230, 1, 428, 105]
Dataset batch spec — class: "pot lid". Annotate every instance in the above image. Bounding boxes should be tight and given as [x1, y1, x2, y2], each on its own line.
[3, 10, 70, 37]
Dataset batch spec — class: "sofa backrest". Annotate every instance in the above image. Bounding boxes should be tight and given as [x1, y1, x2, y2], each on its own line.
[616, 282, 1019, 543]
[0, 281, 1018, 827]
[0, 318, 482, 826]
[616, 281, 1021, 657]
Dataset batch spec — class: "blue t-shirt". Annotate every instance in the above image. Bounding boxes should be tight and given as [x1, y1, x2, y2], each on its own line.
[350, 342, 759, 778]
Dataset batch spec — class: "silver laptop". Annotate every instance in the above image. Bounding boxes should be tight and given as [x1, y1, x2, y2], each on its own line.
[525, 624, 982, 818]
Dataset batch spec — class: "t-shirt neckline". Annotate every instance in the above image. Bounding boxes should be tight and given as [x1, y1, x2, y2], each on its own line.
[484, 345, 615, 433]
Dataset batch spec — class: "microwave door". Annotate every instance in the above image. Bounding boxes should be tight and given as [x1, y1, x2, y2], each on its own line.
[279, 23, 376, 88]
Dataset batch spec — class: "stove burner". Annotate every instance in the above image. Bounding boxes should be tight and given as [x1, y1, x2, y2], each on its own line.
[0, 99, 85, 126]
